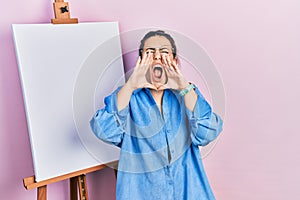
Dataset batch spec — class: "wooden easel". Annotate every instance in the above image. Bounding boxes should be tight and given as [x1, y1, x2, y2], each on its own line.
[23, 2, 118, 199]
[23, 161, 118, 200]
[51, 0, 78, 24]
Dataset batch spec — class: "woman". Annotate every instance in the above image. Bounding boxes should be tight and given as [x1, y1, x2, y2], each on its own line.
[90, 30, 223, 200]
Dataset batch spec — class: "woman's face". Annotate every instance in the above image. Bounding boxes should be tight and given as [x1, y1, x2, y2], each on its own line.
[142, 36, 176, 88]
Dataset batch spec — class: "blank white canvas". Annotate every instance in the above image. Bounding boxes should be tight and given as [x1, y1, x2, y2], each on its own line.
[12, 22, 124, 182]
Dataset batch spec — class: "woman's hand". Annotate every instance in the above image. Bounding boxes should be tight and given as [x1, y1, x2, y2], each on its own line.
[158, 55, 189, 91]
[117, 52, 157, 111]
[126, 52, 156, 90]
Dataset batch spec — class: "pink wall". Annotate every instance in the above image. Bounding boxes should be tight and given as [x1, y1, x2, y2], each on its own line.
[1, 0, 299, 199]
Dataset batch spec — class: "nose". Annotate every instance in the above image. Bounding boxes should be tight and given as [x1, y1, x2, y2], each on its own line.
[154, 49, 161, 60]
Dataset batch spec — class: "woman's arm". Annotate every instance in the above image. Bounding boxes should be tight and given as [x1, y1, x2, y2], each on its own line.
[90, 88, 129, 147]
[117, 53, 156, 111]
[186, 86, 223, 146]
[91, 53, 156, 145]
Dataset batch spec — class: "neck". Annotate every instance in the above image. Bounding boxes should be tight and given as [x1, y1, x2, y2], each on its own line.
[151, 89, 164, 106]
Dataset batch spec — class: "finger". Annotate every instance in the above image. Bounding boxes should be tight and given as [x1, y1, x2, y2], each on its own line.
[143, 53, 153, 71]
[171, 60, 181, 74]
[146, 52, 153, 64]
[171, 59, 178, 70]
[162, 55, 171, 70]
[164, 55, 174, 71]
[166, 56, 174, 69]
[141, 51, 150, 67]
[135, 56, 141, 67]
[164, 64, 172, 76]
[140, 52, 148, 65]
[163, 56, 171, 72]
[162, 55, 167, 65]
[172, 60, 184, 76]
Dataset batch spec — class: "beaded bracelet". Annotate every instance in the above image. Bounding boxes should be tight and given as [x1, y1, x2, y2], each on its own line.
[179, 83, 195, 96]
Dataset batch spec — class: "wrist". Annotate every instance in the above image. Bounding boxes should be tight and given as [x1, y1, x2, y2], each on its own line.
[179, 83, 195, 96]
[178, 80, 190, 90]
[124, 81, 136, 93]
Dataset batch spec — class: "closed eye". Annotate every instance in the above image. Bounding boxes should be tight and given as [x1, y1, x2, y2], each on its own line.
[145, 48, 155, 54]
[144, 48, 170, 54]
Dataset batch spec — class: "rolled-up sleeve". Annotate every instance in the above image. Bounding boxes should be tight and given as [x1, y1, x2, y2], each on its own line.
[90, 87, 129, 147]
[185, 87, 223, 146]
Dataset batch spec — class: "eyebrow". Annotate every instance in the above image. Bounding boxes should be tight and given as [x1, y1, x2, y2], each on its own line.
[144, 47, 170, 51]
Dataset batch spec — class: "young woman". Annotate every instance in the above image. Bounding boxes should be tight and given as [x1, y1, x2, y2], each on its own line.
[90, 30, 223, 200]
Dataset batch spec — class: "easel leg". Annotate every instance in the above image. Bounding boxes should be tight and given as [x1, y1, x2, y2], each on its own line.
[70, 175, 88, 200]
[70, 177, 78, 200]
[37, 185, 47, 200]
[78, 175, 88, 200]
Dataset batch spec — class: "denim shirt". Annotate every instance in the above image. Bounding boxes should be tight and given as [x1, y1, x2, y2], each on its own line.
[90, 86, 223, 200]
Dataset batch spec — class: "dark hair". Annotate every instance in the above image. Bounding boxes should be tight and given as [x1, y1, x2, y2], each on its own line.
[139, 30, 177, 58]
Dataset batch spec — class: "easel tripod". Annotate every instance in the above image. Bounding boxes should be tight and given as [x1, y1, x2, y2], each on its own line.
[23, 162, 117, 200]
[22, 1, 116, 199]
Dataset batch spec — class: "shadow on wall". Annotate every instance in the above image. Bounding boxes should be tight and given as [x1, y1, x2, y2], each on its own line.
[87, 167, 116, 199]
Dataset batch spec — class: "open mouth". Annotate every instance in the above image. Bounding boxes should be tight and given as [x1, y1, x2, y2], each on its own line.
[153, 65, 163, 79]
[149, 64, 167, 86]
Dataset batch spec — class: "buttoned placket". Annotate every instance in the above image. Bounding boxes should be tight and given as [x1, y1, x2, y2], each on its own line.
[147, 88, 176, 199]
[162, 91, 176, 200]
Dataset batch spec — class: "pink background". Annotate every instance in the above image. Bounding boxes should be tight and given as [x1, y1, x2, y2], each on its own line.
[1, 0, 299, 199]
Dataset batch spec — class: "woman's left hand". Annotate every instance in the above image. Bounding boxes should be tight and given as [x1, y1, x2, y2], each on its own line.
[158, 55, 189, 91]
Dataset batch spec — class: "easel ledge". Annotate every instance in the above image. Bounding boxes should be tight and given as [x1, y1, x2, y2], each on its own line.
[23, 161, 118, 190]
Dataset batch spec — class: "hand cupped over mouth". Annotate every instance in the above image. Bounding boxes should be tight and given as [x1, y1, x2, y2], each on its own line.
[145, 63, 168, 90]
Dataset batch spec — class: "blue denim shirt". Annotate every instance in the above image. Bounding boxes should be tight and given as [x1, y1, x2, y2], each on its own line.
[90, 86, 223, 200]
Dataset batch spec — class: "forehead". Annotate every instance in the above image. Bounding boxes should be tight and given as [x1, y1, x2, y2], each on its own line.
[143, 36, 172, 49]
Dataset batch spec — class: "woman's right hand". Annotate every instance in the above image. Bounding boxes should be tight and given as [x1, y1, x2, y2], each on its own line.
[117, 52, 156, 111]
[126, 52, 156, 90]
